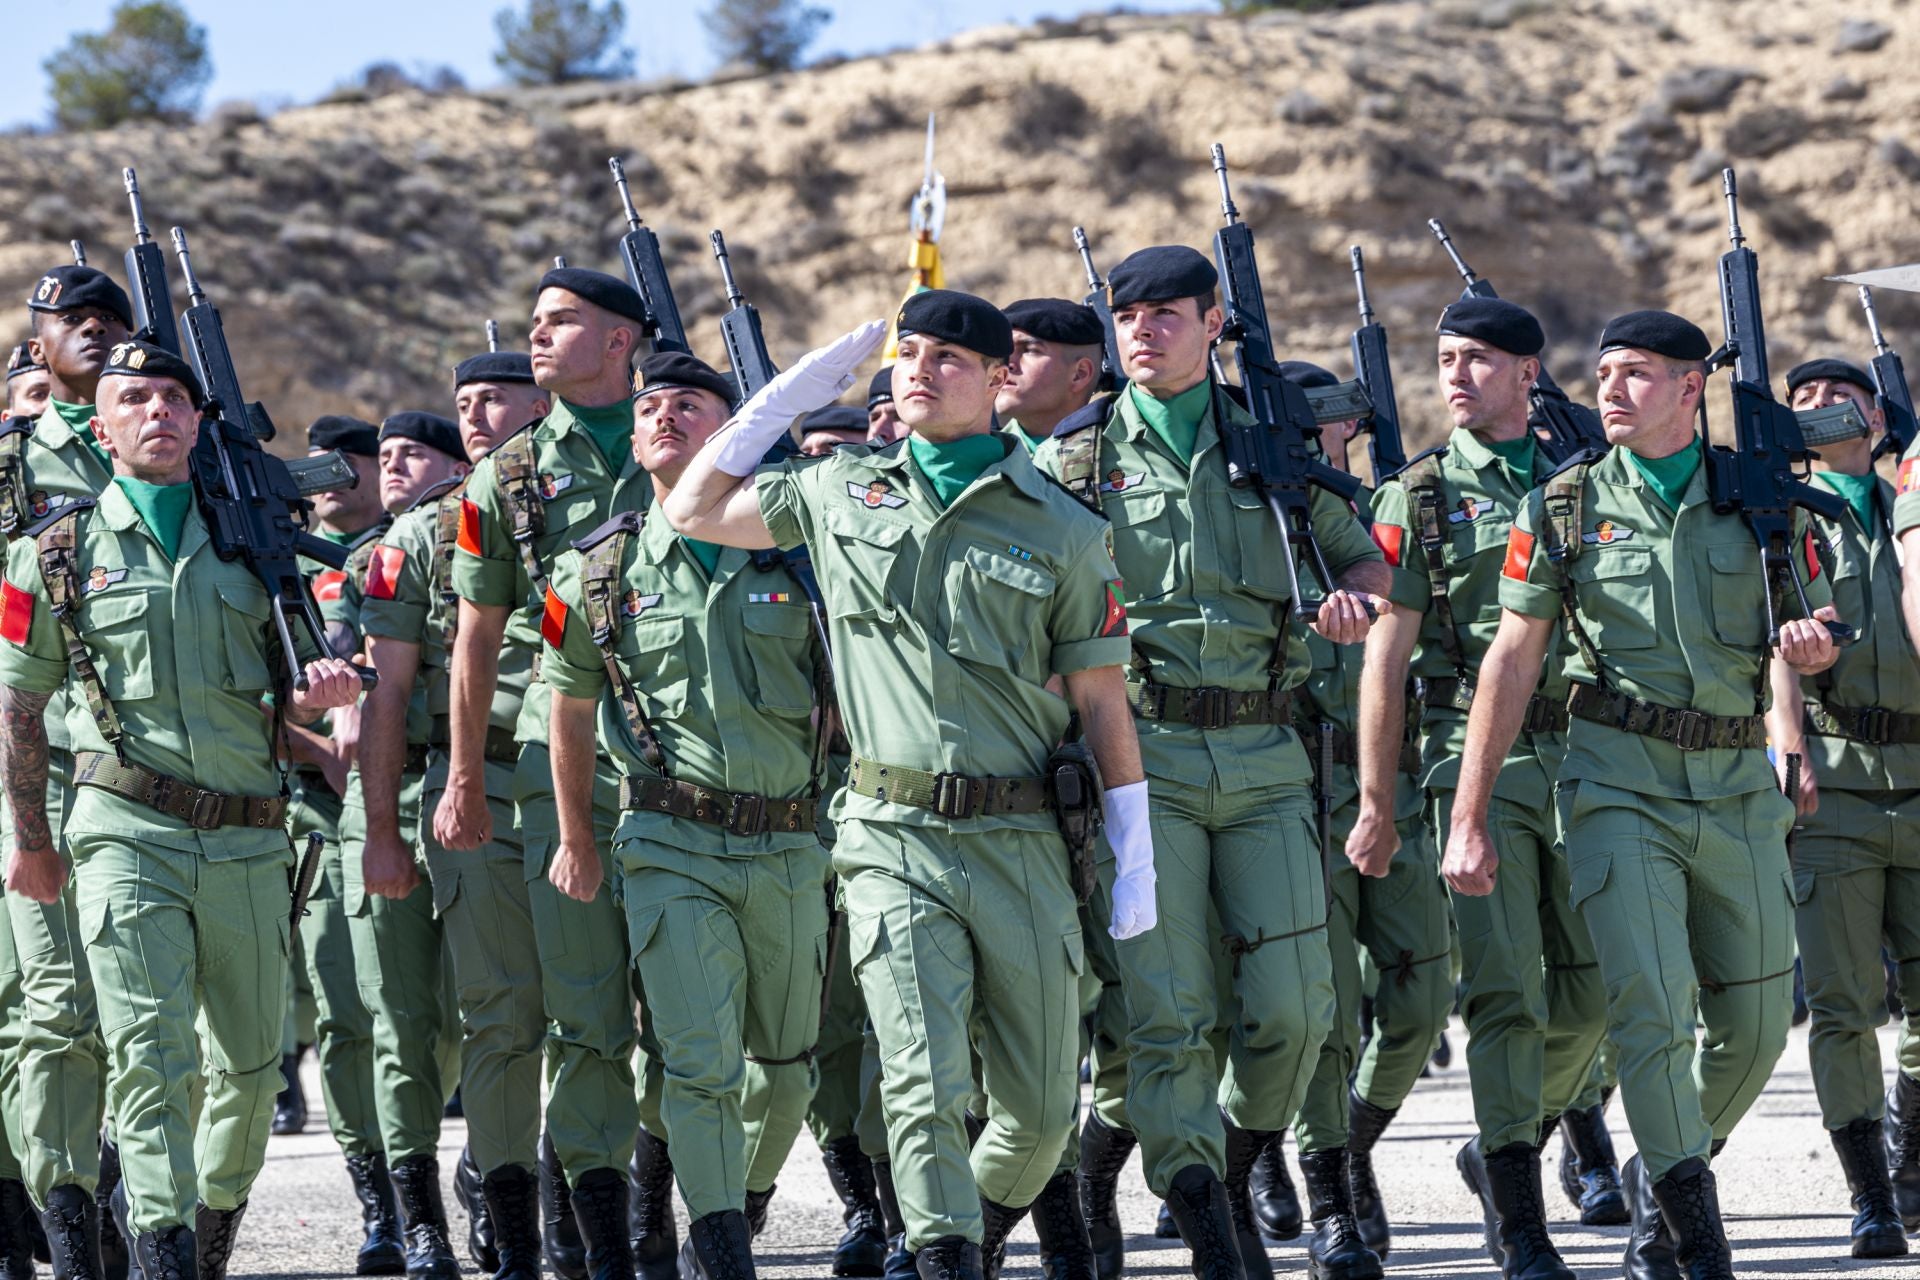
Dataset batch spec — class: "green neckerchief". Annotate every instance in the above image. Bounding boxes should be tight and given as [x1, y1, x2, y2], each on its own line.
[53, 399, 109, 468]
[1128, 379, 1211, 465]
[1817, 469, 1877, 532]
[907, 432, 1009, 508]
[1001, 419, 1045, 455]
[318, 524, 370, 548]
[1628, 438, 1702, 511]
[565, 397, 635, 473]
[1482, 431, 1539, 490]
[681, 535, 722, 578]
[112, 476, 194, 560]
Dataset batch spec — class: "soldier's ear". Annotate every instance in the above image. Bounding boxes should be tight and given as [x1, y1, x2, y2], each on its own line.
[25, 338, 44, 368]
[1520, 356, 1541, 389]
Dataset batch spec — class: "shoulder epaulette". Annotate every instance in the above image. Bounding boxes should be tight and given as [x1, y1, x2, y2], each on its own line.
[1035, 469, 1110, 519]
[572, 508, 645, 554]
[1381, 444, 1447, 487]
[1390, 446, 1449, 491]
[406, 475, 464, 514]
[24, 497, 94, 541]
[1543, 443, 1609, 483]
[1051, 392, 1115, 439]
[346, 514, 396, 554]
[0, 418, 33, 443]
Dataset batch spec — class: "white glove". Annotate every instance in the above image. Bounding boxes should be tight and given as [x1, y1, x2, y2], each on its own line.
[712, 319, 889, 475]
[1104, 780, 1157, 941]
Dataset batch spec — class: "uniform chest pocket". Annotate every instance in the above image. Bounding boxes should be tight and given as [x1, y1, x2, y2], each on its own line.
[614, 614, 688, 720]
[945, 545, 1054, 670]
[215, 582, 277, 694]
[1105, 488, 1174, 603]
[739, 602, 815, 719]
[1452, 516, 1513, 621]
[1705, 543, 1767, 649]
[1229, 486, 1294, 601]
[822, 509, 906, 625]
[1568, 546, 1655, 650]
[80, 590, 155, 701]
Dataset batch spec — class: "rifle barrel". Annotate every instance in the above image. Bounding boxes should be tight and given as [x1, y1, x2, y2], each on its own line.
[1210, 144, 1239, 223]
[485, 319, 500, 352]
[1861, 285, 1891, 354]
[1722, 168, 1744, 248]
[168, 227, 207, 305]
[1427, 218, 1477, 284]
[711, 230, 745, 307]
[70, 240, 86, 266]
[609, 157, 642, 230]
[1073, 226, 1102, 289]
[1350, 245, 1374, 324]
[124, 168, 155, 244]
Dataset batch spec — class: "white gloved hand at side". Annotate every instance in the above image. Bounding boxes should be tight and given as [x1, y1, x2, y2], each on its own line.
[1104, 780, 1157, 941]
[712, 319, 889, 476]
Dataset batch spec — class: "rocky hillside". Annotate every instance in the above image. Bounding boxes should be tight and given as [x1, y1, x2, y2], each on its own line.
[3, 0, 1917, 449]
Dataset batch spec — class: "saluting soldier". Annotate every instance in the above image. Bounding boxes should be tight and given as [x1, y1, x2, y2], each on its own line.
[1767, 357, 1917, 1259]
[663, 292, 1151, 1280]
[5, 346, 49, 422]
[1452, 311, 1841, 1279]
[1354, 297, 1610, 1279]
[0, 340, 361, 1280]
[1034, 247, 1387, 1280]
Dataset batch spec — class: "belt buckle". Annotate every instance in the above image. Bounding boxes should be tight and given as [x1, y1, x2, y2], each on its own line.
[931, 773, 974, 819]
[1192, 686, 1230, 731]
[726, 792, 766, 836]
[189, 791, 225, 830]
[1858, 706, 1892, 744]
[1670, 710, 1710, 752]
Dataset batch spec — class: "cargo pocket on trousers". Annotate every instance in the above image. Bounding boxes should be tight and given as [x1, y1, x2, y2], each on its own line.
[1568, 850, 1611, 914]
[81, 900, 140, 1034]
[626, 904, 685, 1037]
[525, 840, 570, 962]
[431, 863, 461, 918]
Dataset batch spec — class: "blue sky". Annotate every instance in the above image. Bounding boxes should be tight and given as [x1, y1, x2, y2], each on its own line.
[7, 0, 1199, 128]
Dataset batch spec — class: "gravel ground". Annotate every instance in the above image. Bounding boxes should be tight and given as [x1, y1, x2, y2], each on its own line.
[235, 1021, 1910, 1279]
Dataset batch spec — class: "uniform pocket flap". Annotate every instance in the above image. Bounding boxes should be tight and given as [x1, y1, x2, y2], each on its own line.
[1568, 850, 1612, 910]
[1573, 546, 1651, 580]
[740, 603, 811, 639]
[1105, 489, 1166, 528]
[962, 545, 1052, 596]
[215, 581, 272, 619]
[623, 614, 684, 652]
[823, 506, 910, 547]
[82, 591, 148, 626]
[1707, 542, 1762, 574]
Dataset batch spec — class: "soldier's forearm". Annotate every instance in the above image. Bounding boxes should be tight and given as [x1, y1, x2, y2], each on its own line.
[1068, 665, 1143, 789]
[1764, 661, 1805, 756]
[659, 457, 776, 549]
[548, 693, 599, 853]
[0, 684, 54, 862]
[1903, 530, 1920, 663]
[448, 600, 508, 784]
[1452, 613, 1551, 823]
[359, 635, 423, 840]
[1336, 558, 1392, 602]
[1354, 611, 1419, 808]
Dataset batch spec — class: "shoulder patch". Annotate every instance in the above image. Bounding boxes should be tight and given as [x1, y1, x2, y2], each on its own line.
[0, 580, 32, 645]
[456, 499, 483, 555]
[364, 545, 407, 601]
[1371, 523, 1404, 566]
[571, 508, 646, 553]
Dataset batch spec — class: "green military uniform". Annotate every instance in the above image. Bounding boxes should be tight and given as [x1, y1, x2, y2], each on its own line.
[1032, 385, 1375, 1193]
[1796, 472, 1920, 1127]
[1500, 442, 1822, 1178]
[1371, 430, 1607, 1154]
[541, 509, 830, 1220]
[0, 402, 113, 1207]
[0, 481, 304, 1233]
[755, 436, 1127, 1246]
[451, 401, 652, 1182]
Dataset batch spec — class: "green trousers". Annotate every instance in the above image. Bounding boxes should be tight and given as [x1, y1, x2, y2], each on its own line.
[421, 756, 542, 1175]
[1558, 779, 1795, 1179]
[624, 841, 830, 1218]
[340, 769, 453, 1163]
[1569, 1039, 1618, 1111]
[841, 819, 1083, 1248]
[1791, 787, 1920, 1129]
[515, 742, 638, 1181]
[70, 834, 291, 1235]
[801, 932, 866, 1150]
[0, 895, 25, 1185]
[1294, 794, 1452, 1153]
[1432, 787, 1608, 1151]
[1099, 773, 1334, 1195]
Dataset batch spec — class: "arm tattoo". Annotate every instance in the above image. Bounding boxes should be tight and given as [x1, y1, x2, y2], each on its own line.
[0, 685, 54, 861]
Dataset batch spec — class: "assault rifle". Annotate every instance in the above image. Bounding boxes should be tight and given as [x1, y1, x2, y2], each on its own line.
[1425, 217, 1608, 462]
[1209, 144, 1364, 620]
[170, 227, 376, 691]
[122, 169, 181, 355]
[607, 158, 688, 355]
[711, 230, 779, 402]
[1071, 226, 1124, 387]
[1347, 245, 1408, 484]
[1704, 169, 1851, 646]
[1856, 286, 1918, 461]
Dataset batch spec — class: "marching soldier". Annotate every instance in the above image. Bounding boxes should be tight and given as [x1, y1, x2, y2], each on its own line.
[1034, 247, 1387, 1280]
[997, 299, 1107, 453]
[864, 368, 903, 446]
[5, 346, 48, 422]
[1768, 357, 1916, 1259]
[1452, 311, 1840, 1278]
[663, 292, 1151, 1280]
[0, 339, 362, 1280]
[1354, 297, 1610, 1278]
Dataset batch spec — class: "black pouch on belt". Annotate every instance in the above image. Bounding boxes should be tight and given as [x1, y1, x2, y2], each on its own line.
[1047, 734, 1106, 904]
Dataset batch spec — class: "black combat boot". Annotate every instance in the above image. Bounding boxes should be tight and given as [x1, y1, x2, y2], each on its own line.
[821, 1137, 886, 1278]
[913, 1237, 982, 1280]
[1249, 1137, 1301, 1243]
[625, 1129, 675, 1280]
[1297, 1149, 1384, 1280]
[1027, 1169, 1095, 1280]
[192, 1204, 245, 1280]
[1831, 1118, 1907, 1259]
[1076, 1114, 1136, 1280]
[1162, 1164, 1246, 1280]
[1343, 1092, 1395, 1258]
[481, 1166, 543, 1280]
[569, 1169, 633, 1280]
[1622, 1155, 1679, 1280]
[743, 1187, 774, 1239]
[1221, 1113, 1276, 1280]
[132, 1228, 194, 1280]
[873, 1160, 915, 1280]
[1648, 1158, 1734, 1280]
[0, 1178, 36, 1280]
[1153, 1202, 1179, 1238]
[680, 1211, 754, 1280]
[540, 1133, 587, 1280]
[1885, 1071, 1920, 1231]
[42, 1184, 103, 1280]
[1455, 1139, 1502, 1269]
[1557, 1105, 1628, 1226]
[1480, 1144, 1572, 1280]
[454, 1145, 499, 1272]
[96, 1138, 127, 1280]
[271, 1047, 308, 1137]
[388, 1154, 461, 1280]
[978, 1198, 1029, 1280]
[343, 1153, 406, 1276]
[107, 1184, 138, 1280]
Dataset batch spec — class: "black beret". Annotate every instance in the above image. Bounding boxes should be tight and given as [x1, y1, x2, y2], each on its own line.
[380, 411, 464, 461]
[1276, 360, 1339, 389]
[634, 351, 737, 408]
[1786, 357, 1874, 397]
[538, 267, 650, 328]
[99, 338, 201, 408]
[27, 265, 132, 329]
[799, 405, 869, 437]
[896, 289, 1014, 361]
[1435, 296, 1544, 357]
[867, 366, 894, 409]
[1598, 310, 1710, 362]
[1106, 245, 1218, 310]
[1002, 298, 1105, 348]
[307, 414, 381, 457]
[453, 350, 536, 389]
[6, 343, 42, 380]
